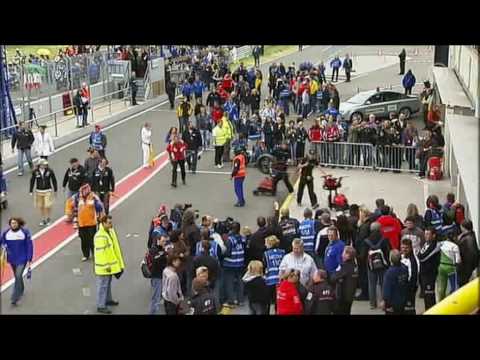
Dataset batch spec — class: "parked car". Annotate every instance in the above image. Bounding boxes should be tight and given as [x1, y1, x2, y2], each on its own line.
[339, 89, 422, 121]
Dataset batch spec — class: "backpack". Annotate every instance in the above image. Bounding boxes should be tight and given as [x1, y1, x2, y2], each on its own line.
[141, 249, 154, 278]
[365, 239, 387, 271]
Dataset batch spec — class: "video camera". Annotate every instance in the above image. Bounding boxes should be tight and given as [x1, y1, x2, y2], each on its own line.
[214, 217, 235, 236]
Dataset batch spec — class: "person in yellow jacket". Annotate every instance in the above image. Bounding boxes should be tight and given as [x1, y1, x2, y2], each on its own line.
[176, 96, 193, 134]
[94, 215, 125, 314]
[222, 115, 235, 163]
[309, 77, 319, 113]
[212, 121, 227, 168]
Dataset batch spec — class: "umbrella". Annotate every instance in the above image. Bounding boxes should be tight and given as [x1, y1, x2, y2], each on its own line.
[36, 48, 52, 57]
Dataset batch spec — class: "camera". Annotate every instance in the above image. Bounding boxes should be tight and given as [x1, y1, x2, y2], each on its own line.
[214, 217, 235, 235]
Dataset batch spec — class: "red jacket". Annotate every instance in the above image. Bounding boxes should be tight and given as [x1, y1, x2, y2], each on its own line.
[212, 107, 224, 124]
[167, 141, 187, 161]
[222, 76, 234, 91]
[326, 125, 340, 142]
[377, 215, 402, 250]
[276, 280, 303, 315]
[309, 126, 322, 142]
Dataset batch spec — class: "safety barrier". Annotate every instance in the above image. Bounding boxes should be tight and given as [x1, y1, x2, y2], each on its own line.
[424, 277, 479, 315]
[308, 141, 419, 173]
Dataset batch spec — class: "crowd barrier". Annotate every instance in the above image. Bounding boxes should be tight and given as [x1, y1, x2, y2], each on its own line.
[309, 141, 419, 173]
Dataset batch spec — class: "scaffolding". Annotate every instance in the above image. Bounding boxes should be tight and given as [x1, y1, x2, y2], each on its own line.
[0, 45, 17, 141]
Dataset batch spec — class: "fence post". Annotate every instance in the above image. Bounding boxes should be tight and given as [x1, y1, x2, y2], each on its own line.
[109, 95, 112, 115]
[54, 112, 58, 137]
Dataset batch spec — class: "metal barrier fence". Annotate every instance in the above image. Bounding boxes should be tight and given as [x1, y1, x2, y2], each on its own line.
[309, 141, 419, 173]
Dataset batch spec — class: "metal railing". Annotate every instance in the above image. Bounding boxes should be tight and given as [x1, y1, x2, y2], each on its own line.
[308, 141, 420, 173]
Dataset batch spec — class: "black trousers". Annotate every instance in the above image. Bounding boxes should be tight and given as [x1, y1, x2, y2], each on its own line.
[345, 70, 351, 82]
[404, 287, 417, 315]
[131, 91, 137, 105]
[98, 149, 106, 159]
[171, 159, 186, 185]
[186, 150, 198, 172]
[79, 225, 97, 258]
[164, 300, 178, 315]
[168, 93, 175, 109]
[405, 87, 412, 95]
[399, 61, 405, 75]
[297, 178, 318, 206]
[272, 172, 294, 194]
[420, 272, 437, 311]
[335, 300, 353, 315]
[331, 68, 339, 82]
[98, 192, 110, 215]
[214, 146, 224, 166]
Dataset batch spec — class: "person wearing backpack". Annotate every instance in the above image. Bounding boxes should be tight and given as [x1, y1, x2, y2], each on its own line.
[148, 234, 168, 314]
[363, 222, 391, 310]
[304, 269, 335, 315]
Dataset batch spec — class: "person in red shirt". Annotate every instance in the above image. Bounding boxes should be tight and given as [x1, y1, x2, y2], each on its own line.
[308, 119, 322, 161]
[325, 120, 340, 166]
[377, 206, 402, 250]
[211, 102, 224, 125]
[426, 104, 442, 129]
[222, 73, 234, 94]
[276, 269, 304, 315]
[166, 135, 187, 188]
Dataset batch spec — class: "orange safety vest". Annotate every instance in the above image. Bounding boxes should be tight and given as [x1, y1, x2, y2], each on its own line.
[233, 154, 246, 178]
[77, 193, 101, 228]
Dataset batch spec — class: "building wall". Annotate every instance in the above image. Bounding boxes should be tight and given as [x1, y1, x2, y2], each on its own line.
[449, 45, 479, 116]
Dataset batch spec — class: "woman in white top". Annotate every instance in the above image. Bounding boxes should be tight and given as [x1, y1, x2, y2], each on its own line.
[34, 125, 55, 160]
[141, 122, 152, 168]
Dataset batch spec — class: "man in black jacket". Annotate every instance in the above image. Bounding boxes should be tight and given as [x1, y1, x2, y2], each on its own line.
[30, 159, 58, 226]
[304, 269, 335, 315]
[343, 54, 353, 82]
[398, 48, 406, 75]
[247, 217, 269, 263]
[91, 158, 115, 215]
[383, 249, 408, 314]
[149, 234, 168, 314]
[166, 80, 177, 109]
[271, 144, 294, 195]
[400, 238, 419, 315]
[278, 208, 300, 253]
[189, 277, 218, 315]
[456, 220, 479, 287]
[296, 155, 319, 208]
[182, 122, 202, 174]
[129, 75, 138, 106]
[418, 227, 441, 311]
[330, 246, 359, 314]
[12, 121, 34, 176]
[62, 158, 86, 198]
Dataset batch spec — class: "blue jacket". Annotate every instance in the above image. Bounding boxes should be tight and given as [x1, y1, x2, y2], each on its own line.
[192, 81, 205, 95]
[402, 72, 416, 89]
[224, 101, 239, 122]
[324, 240, 345, 274]
[323, 107, 339, 119]
[223, 233, 246, 268]
[181, 83, 193, 97]
[330, 58, 342, 69]
[383, 265, 408, 308]
[1, 228, 33, 266]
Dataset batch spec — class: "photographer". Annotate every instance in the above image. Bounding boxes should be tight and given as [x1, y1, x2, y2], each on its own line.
[271, 143, 294, 196]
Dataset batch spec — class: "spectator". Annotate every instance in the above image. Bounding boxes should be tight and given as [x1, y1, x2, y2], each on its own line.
[84, 148, 101, 185]
[62, 158, 86, 199]
[0, 217, 33, 306]
[402, 69, 416, 95]
[189, 277, 218, 315]
[401, 216, 426, 255]
[247, 217, 268, 263]
[91, 158, 115, 215]
[278, 208, 300, 253]
[314, 213, 334, 268]
[80, 83, 91, 124]
[398, 48, 406, 75]
[166, 134, 187, 188]
[330, 246, 358, 314]
[89, 124, 107, 159]
[242, 260, 270, 315]
[11, 121, 34, 176]
[276, 269, 304, 315]
[29, 159, 58, 226]
[355, 207, 375, 301]
[377, 206, 402, 250]
[298, 208, 321, 260]
[405, 203, 424, 230]
[418, 227, 441, 311]
[162, 254, 185, 315]
[324, 226, 345, 277]
[176, 96, 193, 134]
[304, 269, 335, 315]
[279, 238, 317, 287]
[363, 222, 390, 309]
[330, 56, 341, 82]
[400, 238, 419, 314]
[148, 234, 168, 315]
[141, 122, 153, 169]
[94, 215, 124, 314]
[456, 220, 479, 287]
[34, 125, 55, 160]
[383, 249, 408, 314]
[343, 54, 353, 82]
[296, 120, 309, 160]
[182, 122, 202, 174]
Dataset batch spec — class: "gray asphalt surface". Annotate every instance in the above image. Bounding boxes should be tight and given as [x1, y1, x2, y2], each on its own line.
[0, 45, 433, 315]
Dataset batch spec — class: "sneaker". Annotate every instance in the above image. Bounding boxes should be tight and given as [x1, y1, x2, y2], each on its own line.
[171, 183, 177, 188]
[219, 164, 224, 169]
[18, 173, 23, 176]
[106, 300, 119, 306]
[46, 218, 51, 225]
[39, 220, 47, 226]
[81, 257, 88, 262]
[97, 307, 112, 314]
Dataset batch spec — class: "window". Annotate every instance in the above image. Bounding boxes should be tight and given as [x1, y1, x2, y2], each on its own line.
[383, 92, 402, 102]
[368, 93, 383, 104]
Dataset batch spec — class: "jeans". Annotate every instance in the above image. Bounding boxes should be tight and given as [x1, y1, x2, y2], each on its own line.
[10, 263, 27, 303]
[367, 269, 385, 308]
[82, 107, 89, 126]
[234, 177, 245, 205]
[17, 148, 33, 174]
[186, 150, 198, 173]
[289, 142, 297, 162]
[149, 278, 163, 314]
[200, 129, 211, 149]
[223, 267, 244, 304]
[96, 275, 113, 308]
[179, 116, 189, 134]
[249, 302, 268, 315]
